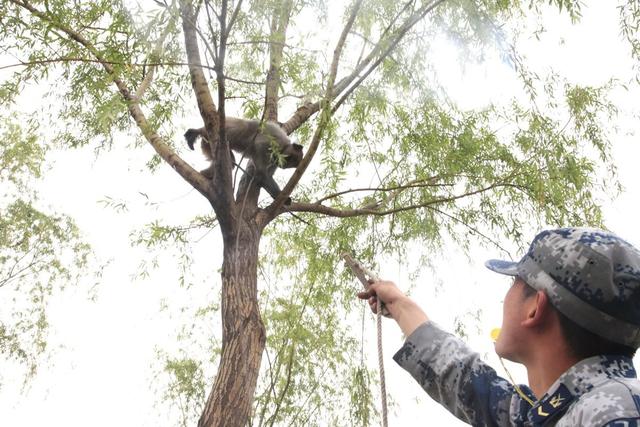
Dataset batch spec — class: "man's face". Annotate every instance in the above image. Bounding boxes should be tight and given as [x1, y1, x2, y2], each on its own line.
[495, 277, 535, 362]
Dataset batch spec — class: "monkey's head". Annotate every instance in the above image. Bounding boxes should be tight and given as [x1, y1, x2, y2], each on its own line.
[281, 143, 304, 169]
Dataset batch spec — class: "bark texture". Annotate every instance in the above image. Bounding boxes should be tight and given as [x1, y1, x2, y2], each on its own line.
[180, 3, 266, 425]
[198, 225, 266, 427]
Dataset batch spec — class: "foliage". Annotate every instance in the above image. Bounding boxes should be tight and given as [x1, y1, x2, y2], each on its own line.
[0, 116, 91, 384]
[0, 0, 636, 425]
[162, 356, 207, 427]
[619, 0, 640, 81]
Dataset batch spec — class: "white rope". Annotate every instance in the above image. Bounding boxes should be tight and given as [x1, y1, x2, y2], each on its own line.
[376, 296, 389, 427]
[342, 254, 389, 427]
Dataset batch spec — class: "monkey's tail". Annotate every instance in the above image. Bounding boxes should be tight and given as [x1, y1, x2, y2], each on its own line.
[184, 128, 203, 150]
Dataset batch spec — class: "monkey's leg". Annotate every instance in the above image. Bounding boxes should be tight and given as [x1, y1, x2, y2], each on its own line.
[258, 172, 291, 205]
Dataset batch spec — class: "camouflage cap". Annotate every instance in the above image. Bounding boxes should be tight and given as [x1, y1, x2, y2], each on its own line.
[485, 228, 640, 348]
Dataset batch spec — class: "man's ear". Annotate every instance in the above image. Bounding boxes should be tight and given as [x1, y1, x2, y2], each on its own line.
[522, 291, 551, 327]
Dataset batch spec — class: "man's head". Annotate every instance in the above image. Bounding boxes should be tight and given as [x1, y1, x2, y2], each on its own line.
[486, 228, 640, 353]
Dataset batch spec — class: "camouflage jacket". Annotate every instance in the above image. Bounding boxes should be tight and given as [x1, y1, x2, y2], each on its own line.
[393, 321, 640, 426]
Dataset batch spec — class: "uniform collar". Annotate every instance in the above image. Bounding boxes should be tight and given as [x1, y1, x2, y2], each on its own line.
[528, 355, 636, 426]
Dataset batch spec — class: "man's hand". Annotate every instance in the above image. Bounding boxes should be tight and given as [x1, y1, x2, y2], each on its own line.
[357, 280, 403, 315]
[357, 280, 430, 337]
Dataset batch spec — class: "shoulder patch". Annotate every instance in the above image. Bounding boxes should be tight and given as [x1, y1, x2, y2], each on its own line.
[530, 384, 574, 425]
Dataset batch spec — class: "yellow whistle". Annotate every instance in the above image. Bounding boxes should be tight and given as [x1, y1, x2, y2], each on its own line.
[490, 327, 501, 341]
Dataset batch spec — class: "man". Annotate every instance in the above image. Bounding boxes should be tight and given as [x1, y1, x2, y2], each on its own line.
[358, 228, 640, 426]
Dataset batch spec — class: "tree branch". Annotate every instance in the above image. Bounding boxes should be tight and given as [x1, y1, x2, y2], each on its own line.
[226, 0, 243, 39]
[179, 0, 237, 226]
[203, 1, 220, 65]
[264, 0, 293, 122]
[134, 17, 174, 101]
[313, 176, 443, 205]
[0, 254, 42, 289]
[233, 1, 294, 213]
[9, 0, 212, 199]
[0, 57, 211, 72]
[261, 0, 364, 225]
[1, 57, 266, 88]
[280, 0, 446, 134]
[424, 205, 514, 259]
[266, 344, 296, 427]
[285, 182, 529, 218]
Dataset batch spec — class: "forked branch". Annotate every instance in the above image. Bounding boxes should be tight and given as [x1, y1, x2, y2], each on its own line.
[180, 0, 237, 222]
[261, 0, 364, 224]
[280, 0, 446, 134]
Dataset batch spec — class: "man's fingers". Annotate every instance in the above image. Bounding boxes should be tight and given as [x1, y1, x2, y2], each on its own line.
[357, 290, 372, 300]
[368, 296, 378, 313]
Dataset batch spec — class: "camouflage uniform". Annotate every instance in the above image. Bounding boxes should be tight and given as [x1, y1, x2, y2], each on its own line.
[394, 228, 640, 426]
[394, 321, 640, 426]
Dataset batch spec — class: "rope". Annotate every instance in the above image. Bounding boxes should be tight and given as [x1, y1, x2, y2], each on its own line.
[376, 296, 389, 427]
[341, 253, 389, 427]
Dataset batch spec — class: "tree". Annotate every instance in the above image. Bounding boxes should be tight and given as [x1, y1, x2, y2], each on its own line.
[0, 0, 629, 425]
[0, 116, 91, 385]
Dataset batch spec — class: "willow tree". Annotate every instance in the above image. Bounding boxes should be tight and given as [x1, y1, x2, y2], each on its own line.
[0, 0, 624, 426]
[0, 118, 91, 386]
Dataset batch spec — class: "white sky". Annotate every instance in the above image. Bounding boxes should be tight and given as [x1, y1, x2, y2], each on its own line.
[1, 2, 640, 427]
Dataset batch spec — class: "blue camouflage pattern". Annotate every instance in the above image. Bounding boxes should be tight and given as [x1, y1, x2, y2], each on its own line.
[485, 228, 640, 348]
[394, 322, 640, 426]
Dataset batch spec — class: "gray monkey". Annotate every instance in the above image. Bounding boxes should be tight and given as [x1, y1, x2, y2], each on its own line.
[184, 117, 304, 204]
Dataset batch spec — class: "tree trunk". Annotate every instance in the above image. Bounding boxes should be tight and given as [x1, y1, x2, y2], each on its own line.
[198, 221, 266, 427]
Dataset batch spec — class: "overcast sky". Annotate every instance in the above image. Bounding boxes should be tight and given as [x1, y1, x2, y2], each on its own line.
[1, 2, 639, 426]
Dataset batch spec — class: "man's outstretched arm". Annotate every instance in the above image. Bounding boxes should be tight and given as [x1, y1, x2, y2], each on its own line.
[357, 280, 533, 426]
